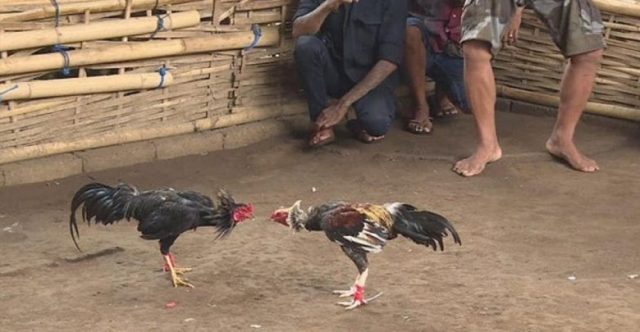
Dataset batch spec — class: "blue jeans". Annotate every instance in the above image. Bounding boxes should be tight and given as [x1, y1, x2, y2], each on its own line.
[406, 16, 469, 113]
[294, 35, 395, 136]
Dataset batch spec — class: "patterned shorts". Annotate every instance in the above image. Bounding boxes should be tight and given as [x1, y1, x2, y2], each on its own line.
[461, 0, 606, 57]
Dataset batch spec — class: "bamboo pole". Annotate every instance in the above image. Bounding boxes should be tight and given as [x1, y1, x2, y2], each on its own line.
[217, 0, 252, 23]
[0, 27, 279, 76]
[0, 0, 194, 22]
[0, 10, 201, 51]
[593, 0, 640, 18]
[0, 72, 173, 101]
[0, 101, 306, 165]
[497, 85, 640, 122]
[0, 98, 75, 118]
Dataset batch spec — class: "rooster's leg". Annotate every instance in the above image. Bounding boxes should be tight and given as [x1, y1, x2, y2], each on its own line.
[332, 274, 359, 297]
[162, 252, 192, 275]
[163, 254, 194, 288]
[337, 268, 371, 310]
[337, 248, 382, 310]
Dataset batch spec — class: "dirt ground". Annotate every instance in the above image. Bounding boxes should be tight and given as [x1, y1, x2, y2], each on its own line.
[0, 111, 638, 332]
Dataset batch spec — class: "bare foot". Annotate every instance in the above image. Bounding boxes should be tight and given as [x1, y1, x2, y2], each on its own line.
[545, 138, 599, 172]
[453, 145, 502, 177]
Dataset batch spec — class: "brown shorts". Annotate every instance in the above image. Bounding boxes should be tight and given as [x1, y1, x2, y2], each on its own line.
[461, 0, 606, 57]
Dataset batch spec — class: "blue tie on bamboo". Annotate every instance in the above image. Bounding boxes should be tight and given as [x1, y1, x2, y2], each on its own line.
[244, 24, 263, 52]
[0, 85, 19, 103]
[157, 66, 169, 89]
[51, 0, 71, 76]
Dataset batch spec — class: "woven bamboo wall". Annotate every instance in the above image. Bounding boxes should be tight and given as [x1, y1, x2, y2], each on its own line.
[494, 0, 640, 121]
[0, 0, 302, 165]
[1, 0, 639, 165]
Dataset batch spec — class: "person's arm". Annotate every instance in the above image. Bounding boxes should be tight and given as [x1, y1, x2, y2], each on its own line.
[503, 6, 525, 45]
[292, 0, 358, 39]
[315, 60, 397, 129]
[315, 1, 407, 129]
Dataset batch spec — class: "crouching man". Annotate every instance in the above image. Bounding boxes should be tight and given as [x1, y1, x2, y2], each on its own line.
[293, 0, 407, 147]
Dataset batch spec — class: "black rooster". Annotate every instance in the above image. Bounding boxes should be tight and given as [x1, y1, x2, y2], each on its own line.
[271, 200, 460, 309]
[70, 182, 254, 288]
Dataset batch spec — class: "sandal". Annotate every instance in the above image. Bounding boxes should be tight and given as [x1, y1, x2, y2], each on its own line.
[346, 120, 385, 144]
[434, 104, 460, 118]
[308, 127, 335, 148]
[405, 117, 433, 135]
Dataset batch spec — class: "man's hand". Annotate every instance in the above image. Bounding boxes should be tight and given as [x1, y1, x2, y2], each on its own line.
[292, 0, 358, 38]
[328, 0, 358, 10]
[314, 59, 397, 130]
[315, 102, 349, 129]
[503, 7, 524, 45]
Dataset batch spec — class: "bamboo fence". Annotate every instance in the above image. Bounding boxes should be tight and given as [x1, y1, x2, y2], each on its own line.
[0, 0, 300, 164]
[0, 0, 638, 165]
[494, 0, 640, 121]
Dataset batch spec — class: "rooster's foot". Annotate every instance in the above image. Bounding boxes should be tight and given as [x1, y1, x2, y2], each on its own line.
[332, 286, 355, 298]
[336, 291, 383, 310]
[173, 267, 193, 275]
[170, 273, 194, 288]
[337, 299, 365, 310]
[164, 254, 194, 288]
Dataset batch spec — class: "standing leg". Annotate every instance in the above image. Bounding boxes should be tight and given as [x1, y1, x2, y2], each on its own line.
[159, 236, 193, 288]
[453, 0, 517, 176]
[529, 0, 605, 172]
[336, 247, 381, 310]
[332, 274, 359, 297]
[452, 40, 502, 176]
[545, 49, 603, 172]
[163, 254, 194, 288]
[163, 252, 192, 275]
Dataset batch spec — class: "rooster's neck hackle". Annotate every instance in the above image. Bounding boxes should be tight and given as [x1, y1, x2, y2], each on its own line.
[288, 201, 309, 232]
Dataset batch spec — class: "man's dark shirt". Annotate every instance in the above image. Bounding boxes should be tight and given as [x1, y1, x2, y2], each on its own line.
[294, 0, 407, 87]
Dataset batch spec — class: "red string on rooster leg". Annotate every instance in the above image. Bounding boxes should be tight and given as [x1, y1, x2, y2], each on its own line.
[163, 252, 177, 272]
[354, 285, 365, 303]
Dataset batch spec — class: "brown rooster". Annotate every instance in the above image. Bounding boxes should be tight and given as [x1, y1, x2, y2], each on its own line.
[270, 200, 461, 310]
[70, 182, 254, 288]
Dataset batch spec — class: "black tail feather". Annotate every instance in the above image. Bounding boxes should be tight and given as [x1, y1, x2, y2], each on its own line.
[69, 183, 137, 251]
[70, 209, 81, 252]
[392, 204, 461, 251]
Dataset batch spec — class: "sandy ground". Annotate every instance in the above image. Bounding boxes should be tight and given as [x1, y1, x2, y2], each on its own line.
[0, 111, 639, 332]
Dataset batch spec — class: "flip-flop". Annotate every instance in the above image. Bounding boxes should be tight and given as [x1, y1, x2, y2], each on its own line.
[346, 120, 384, 143]
[308, 128, 335, 148]
[405, 118, 433, 135]
[435, 104, 460, 118]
